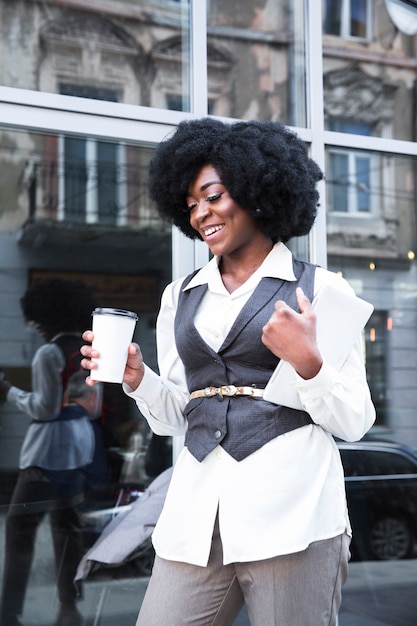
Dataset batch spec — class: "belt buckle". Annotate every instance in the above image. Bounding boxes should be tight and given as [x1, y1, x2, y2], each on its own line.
[203, 385, 237, 398]
[220, 385, 237, 396]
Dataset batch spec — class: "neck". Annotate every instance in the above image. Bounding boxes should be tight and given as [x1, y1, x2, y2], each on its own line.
[220, 240, 274, 293]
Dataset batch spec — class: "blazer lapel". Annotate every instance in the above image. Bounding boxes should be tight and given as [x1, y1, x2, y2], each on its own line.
[180, 284, 220, 356]
[219, 277, 286, 352]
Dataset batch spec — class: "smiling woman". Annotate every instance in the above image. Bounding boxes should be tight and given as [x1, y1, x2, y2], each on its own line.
[80, 117, 376, 626]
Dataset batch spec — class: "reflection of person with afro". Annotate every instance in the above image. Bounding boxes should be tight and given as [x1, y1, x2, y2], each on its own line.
[19, 278, 97, 341]
[82, 118, 376, 626]
[0, 278, 97, 626]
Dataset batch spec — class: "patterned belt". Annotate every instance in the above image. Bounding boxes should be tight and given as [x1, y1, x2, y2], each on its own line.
[190, 385, 264, 400]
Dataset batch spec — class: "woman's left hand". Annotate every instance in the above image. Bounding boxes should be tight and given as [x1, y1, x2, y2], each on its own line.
[261, 287, 323, 380]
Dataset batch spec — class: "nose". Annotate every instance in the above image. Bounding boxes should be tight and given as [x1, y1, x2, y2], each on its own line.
[193, 199, 210, 222]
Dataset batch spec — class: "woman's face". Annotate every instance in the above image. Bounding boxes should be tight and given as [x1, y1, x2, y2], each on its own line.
[186, 164, 266, 258]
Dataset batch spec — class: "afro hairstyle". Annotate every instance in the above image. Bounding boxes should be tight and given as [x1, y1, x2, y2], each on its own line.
[148, 117, 323, 243]
[21, 277, 97, 337]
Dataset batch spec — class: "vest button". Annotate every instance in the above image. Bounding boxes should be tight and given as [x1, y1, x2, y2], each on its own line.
[214, 430, 222, 439]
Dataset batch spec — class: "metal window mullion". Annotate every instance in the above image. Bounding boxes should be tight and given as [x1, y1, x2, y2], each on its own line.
[171, 0, 209, 464]
[191, 0, 209, 268]
[305, 0, 328, 268]
[0, 87, 182, 144]
[290, 0, 307, 126]
[325, 130, 417, 156]
[190, 0, 208, 117]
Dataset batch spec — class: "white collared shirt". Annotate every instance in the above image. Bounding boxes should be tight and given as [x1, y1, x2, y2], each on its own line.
[126, 243, 375, 566]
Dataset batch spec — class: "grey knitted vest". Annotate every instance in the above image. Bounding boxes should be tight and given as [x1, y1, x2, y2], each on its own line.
[174, 258, 316, 462]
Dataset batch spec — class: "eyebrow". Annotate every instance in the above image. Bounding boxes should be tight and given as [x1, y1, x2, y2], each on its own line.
[186, 180, 222, 197]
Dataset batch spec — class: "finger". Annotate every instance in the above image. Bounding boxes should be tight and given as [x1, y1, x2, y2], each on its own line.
[273, 299, 287, 313]
[82, 330, 94, 342]
[128, 342, 140, 356]
[296, 287, 312, 314]
[273, 300, 295, 321]
[80, 345, 98, 358]
[80, 357, 98, 371]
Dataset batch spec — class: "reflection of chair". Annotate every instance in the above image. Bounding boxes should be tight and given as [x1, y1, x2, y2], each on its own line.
[75, 467, 172, 584]
[74, 469, 172, 623]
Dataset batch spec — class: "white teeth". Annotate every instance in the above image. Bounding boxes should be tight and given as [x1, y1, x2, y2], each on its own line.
[205, 225, 224, 236]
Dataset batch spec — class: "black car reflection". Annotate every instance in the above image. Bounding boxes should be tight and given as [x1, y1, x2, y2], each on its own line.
[337, 439, 417, 561]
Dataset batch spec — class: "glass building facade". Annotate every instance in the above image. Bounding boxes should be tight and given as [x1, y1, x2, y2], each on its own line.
[0, 0, 416, 623]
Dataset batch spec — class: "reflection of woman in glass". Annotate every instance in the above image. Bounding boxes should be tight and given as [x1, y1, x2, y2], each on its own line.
[82, 118, 376, 626]
[0, 279, 97, 626]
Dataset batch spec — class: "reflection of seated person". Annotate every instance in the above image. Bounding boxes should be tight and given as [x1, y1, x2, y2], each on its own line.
[64, 371, 110, 494]
[49, 371, 108, 499]
[0, 373, 103, 626]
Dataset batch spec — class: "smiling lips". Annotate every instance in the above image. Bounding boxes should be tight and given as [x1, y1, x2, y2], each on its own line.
[203, 224, 225, 237]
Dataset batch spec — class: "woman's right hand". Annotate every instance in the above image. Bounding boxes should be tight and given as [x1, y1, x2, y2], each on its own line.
[80, 330, 145, 391]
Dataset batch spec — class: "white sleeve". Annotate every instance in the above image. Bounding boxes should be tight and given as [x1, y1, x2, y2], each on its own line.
[7, 343, 65, 421]
[294, 342, 376, 441]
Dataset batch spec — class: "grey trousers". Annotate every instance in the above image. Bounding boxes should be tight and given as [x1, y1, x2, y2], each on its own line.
[136, 519, 350, 626]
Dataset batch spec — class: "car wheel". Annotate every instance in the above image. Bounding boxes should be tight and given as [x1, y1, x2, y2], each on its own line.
[369, 515, 414, 560]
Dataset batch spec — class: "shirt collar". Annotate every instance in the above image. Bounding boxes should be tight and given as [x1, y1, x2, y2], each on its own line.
[183, 242, 297, 292]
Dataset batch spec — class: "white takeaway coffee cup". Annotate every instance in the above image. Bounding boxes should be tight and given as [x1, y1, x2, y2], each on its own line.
[90, 308, 138, 383]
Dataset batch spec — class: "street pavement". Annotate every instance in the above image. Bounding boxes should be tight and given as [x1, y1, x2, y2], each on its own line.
[338, 559, 417, 626]
[1, 514, 416, 625]
[10, 559, 417, 626]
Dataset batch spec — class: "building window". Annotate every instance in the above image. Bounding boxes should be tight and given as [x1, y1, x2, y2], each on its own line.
[58, 85, 124, 226]
[60, 137, 122, 226]
[327, 118, 375, 214]
[327, 149, 373, 214]
[324, 0, 370, 39]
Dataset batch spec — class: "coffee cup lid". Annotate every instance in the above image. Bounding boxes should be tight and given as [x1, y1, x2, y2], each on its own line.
[92, 307, 138, 320]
